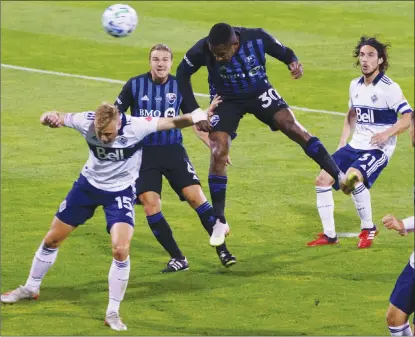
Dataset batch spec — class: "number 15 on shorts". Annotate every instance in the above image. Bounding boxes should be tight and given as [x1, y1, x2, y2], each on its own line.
[115, 196, 134, 219]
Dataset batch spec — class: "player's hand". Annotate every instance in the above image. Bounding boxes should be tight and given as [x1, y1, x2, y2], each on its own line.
[382, 214, 406, 235]
[289, 61, 303, 79]
[40, 111, 62, 128]
[207, 95, 222, 116]
[370, 131, 389, 146]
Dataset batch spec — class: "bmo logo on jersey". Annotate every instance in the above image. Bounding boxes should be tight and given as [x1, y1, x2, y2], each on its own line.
[138, 109, 162, 117]
[356, 107, 375, 123]
[94, 146, 125, 161]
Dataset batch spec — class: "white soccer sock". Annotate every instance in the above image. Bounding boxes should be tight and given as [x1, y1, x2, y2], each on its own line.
[107, 256, 130, 315]
[389, 322, 413, 336]
[25, 241, 59, 293]
[351, 182, 374, 229]
[316, 186, 336, 238]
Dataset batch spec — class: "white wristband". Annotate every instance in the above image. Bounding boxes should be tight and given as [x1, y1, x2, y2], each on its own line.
[191, 108, 207, 124]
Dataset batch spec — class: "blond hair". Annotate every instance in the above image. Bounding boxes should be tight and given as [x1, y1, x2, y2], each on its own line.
[95, 102, 119, 130]
[149, 43, 173, 60]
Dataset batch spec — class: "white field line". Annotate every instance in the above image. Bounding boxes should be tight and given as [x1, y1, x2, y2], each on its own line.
[1, 63, 346, 116]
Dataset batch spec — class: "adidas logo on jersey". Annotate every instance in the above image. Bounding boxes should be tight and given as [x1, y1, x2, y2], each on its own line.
[141, 95, 149, 101]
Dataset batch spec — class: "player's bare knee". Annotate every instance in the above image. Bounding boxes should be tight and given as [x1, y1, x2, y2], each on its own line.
[112, 243, 130, 261]
[139, 193, 161, 216]
[386, 305, 407, 326]
[315, 171, 334, 187]
[43, 234, 63, 249]
[211, 145, 229, 166]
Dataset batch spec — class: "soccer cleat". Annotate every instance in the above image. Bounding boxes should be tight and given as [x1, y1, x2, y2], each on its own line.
[341, 172, 359, 195]
[210, 219, 230, 246]
[1, 285, 39, 304]
[307, 233, 339, 246]
[105, 312, 127, 331]
[358, 227, 378, 249]
[217, 250, 237, 268]
[161, 257, 189, 273]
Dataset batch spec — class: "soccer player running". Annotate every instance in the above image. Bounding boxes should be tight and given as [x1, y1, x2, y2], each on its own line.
[0, 100, 217, 331]
[176, 23, 344, 236]
[382, 111, 414, 337]
[115, 44, 236, 272]
[308, 36, 412, 249]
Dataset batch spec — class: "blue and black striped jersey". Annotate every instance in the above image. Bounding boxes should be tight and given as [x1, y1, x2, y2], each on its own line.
[115, 72, 186, 146]
[176, 27, 298, 112]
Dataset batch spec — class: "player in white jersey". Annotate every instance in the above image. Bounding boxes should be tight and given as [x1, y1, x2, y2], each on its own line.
[308, 36, 412, 249]
[0, 99, 220, 331]
[383, 111, 415, 336]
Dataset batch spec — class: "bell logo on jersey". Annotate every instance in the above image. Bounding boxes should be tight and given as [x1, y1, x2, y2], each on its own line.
[356, 107, 375, 123]
[96, 147, 125, 161]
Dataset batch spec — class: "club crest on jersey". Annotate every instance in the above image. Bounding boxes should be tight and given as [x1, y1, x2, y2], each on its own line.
[166, 93, 177, 105]
[244, 55, 256, 67]
[155, 96, 162, 103]
[117, 136, 128, 145]
[371, 93, 378, 103]
[210, 114, 220, 127]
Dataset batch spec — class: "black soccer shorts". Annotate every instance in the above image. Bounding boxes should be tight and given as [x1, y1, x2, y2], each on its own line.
[135, 144, 201, 202]
[210, 86, 289, 136]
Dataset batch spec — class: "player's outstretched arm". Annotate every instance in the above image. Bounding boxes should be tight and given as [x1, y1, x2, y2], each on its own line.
[156, 96, 222, 132]
[40, 111, 66, 128]
[383, 215, 414, 235]
[370, 112, 412, 146]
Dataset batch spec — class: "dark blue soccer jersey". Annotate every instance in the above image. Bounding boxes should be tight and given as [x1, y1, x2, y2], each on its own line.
[176, 27, 298, 112]
[115, 72, 187, 146]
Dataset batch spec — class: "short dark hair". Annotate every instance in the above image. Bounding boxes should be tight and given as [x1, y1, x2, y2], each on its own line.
[208, 23, 236, 46]
[149, 44, 173, 60]
[353, 36, 391, 72]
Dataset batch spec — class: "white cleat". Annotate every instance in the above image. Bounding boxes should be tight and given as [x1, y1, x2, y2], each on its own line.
[105, 312, 127, 331]
[1, 285, 39, 304]
[209, 219, 230, 246]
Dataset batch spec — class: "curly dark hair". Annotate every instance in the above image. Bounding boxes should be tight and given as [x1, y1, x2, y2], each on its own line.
[353, 36, 391, 72]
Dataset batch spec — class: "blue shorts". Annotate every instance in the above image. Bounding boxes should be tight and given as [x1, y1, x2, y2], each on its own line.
[332, 144, 388, 190]
[56, 175, 136, 233]
[390, 263, 415, 320]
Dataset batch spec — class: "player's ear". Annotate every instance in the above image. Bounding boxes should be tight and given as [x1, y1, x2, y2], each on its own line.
[378, 57, 384, 66]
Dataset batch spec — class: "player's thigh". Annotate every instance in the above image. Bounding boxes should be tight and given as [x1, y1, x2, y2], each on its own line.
[388, 263, 415, 324]
[165, 150, 201, 202]
[103, 185, 136, 234]
[135, 168, 163, 205]
[44, 217, 77, 248]
[350, 150, 388, 189]
[331, 145, 361, 190]
[55, 176, 99, 229]
[210, 100, 245, 139]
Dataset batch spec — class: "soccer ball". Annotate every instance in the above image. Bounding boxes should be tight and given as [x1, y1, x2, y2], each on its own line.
[102, 4, 138, 38]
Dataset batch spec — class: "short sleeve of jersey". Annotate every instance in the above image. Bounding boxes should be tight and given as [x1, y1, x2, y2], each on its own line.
[348, 79, 356, 109]
[386, 82, 413, 114]
[64, 111, 94, 135]
[130, 116, 159, 141]
[115, 78, 134, 113]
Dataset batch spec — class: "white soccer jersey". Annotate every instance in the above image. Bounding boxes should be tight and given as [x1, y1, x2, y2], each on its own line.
[348, 72, 412, 158]
[64, 112, 158, 192]
[402, 216, 414, 268]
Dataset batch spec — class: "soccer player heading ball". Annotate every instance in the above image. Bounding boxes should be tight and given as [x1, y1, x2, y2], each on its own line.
[176, 23, 344, 235]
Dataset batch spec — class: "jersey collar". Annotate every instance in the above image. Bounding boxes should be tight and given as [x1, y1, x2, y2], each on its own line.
[358, 72, 384, 86]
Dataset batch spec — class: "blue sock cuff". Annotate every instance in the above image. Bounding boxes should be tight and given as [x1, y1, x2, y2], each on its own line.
[146, 212, 164, 224]
[195, 201, 212, 215]
[208, 175, 228, 181]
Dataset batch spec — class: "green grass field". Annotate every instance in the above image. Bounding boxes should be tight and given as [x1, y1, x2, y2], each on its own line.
[1, 1, 414, 335]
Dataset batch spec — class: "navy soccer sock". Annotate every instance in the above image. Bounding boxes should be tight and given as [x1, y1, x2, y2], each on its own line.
[146, 212, 184, 260]
[303, 137, 340, 181]
[208, 174, 228, 223]
[195, 201, 228, 252]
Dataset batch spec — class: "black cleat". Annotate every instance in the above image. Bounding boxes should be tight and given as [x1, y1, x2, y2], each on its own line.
[218, 250, 237, 268]
[161, 257, 189, 273]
